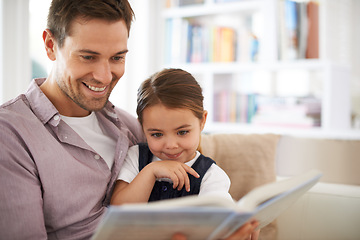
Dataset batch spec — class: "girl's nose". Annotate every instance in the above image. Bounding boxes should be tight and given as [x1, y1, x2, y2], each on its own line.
[165, 136, 178, 149]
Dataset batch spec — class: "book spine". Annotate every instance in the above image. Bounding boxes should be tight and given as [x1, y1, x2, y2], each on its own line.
[278, 0, 319, 60]
[213, 91, 259, 124]
[306, 1, 319, 59]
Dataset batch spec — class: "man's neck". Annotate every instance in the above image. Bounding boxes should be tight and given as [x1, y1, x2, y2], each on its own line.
[39, 77, 91, 117]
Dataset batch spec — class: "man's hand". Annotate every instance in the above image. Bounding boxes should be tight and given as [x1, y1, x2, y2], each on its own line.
[171, 221, 260, 240]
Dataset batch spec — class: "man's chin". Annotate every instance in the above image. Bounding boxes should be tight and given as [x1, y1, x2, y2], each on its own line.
[79, 100, 108, 112]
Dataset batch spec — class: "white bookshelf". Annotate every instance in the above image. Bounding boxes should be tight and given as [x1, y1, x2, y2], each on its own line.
[155, 0, 357, 138]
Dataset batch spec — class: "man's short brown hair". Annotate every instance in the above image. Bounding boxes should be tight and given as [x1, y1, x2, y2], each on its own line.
[47, 0, 134, 48]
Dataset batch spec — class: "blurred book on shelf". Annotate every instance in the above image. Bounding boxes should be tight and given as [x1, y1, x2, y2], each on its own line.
[213, 93, 321, 128]
[278, 0, 319, 60]
[213, 91, 258, 124]
[252, 96, 321, 128]
[164, 19, 258, 64]
[165, 0, 246, 6]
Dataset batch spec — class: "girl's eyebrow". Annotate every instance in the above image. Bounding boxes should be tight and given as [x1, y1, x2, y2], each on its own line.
[175, 124, 191, 130]
[146, 124, 192, 132]
[146, 128, 162, 132]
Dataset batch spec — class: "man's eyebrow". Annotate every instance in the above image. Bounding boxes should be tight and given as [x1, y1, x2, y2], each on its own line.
[78, 49, 100, 55]
[77, 49, 129, 55]
[117, 49, 129, 55]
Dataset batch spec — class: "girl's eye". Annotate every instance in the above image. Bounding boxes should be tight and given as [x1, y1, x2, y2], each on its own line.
[151, 133, 163, 138]
[178, 130, 189, 136]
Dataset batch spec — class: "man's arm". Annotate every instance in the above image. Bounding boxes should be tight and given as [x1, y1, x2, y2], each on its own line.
[0, 125, 47, 239]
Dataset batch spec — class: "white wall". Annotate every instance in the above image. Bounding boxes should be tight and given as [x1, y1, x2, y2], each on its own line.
[110, 0, 163, 116]
[0, 0, 31, 104]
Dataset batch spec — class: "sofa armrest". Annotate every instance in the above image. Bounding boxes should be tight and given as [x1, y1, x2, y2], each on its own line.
[276, 180, 360, 240]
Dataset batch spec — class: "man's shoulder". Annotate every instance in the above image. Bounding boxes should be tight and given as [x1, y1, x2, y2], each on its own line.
[0, 95, 29, 122]
[113, 106, 137, 120]
[101, 104, 145, 144]
[0, 94, 26, 109]
[108, 105, 138, 128]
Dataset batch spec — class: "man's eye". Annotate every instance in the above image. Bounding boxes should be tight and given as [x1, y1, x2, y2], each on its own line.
[151, 133, 163, 138]
[112, 56, 125, 61]
[81, 55, 93, 60]
[178, 130, 189, 136]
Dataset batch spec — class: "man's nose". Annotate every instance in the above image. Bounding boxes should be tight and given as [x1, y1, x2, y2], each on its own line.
[93, 61, 113, 84]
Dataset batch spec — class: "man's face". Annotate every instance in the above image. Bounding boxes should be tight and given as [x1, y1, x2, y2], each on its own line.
[45, 18, 128, 116]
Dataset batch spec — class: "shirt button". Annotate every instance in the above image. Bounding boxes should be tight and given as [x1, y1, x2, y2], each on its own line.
[94, 154, 100, 160]
[53, 115, 60, 121]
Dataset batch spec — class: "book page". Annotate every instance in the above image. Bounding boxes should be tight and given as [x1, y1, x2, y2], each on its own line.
[143, 194, 239, 210]
[92, 170, 322, 240]
[213, 170, 322, 238]
[92, 208, 235, 240]
[236, 169, 322, 210]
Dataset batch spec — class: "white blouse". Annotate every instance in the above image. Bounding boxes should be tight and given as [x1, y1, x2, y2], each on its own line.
[118, 145, 233, 201]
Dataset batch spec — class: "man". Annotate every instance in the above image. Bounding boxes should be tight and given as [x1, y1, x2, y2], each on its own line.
[0, 0, 258, 239]
[0, 1, 144, 239]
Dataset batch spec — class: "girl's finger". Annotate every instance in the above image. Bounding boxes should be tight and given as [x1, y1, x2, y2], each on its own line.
[183, 164, 200, 179]
[169, 171, 179, 189]
[174, 168, 185, 191]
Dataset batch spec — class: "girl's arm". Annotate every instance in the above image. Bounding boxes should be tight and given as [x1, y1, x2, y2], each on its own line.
[111, 160, 199, 205]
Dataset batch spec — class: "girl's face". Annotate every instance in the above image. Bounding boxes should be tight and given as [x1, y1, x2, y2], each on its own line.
[141, 104, 207, 163]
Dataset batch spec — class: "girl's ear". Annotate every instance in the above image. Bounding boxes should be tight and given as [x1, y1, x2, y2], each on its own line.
[200, 110, 208, 131]
[43, 29, 57, 61]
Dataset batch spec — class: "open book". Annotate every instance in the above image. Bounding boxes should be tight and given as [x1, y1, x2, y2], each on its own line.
[92, 169, 322, 240]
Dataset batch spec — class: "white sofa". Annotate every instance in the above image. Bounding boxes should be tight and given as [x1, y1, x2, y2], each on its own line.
[276, 136, 360, 240]
[276, 180, 360, 240]
[200, 133, 360, 240]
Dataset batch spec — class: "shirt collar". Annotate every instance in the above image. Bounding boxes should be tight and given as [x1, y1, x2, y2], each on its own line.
[25, 78, 59, 125]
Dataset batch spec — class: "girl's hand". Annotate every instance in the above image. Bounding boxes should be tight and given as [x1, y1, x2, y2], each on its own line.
[147, 160, 199, 192]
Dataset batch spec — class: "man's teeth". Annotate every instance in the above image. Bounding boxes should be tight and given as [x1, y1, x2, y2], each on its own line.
[87, 85, 106, 92]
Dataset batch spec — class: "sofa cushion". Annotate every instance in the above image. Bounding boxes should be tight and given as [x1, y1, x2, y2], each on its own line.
[276, 136, 360, 185]
[200, 133, 280, 240]
[200, 133, 280, 200]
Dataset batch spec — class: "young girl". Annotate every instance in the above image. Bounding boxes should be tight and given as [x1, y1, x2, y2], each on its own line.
[110, 68, 232, 205]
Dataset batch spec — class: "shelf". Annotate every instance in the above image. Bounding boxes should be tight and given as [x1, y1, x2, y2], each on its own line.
[164, 59, 348, 74]
[204, 123, 360, 140]
[158, 0, 353, 136]
[162, 0, 263, 18]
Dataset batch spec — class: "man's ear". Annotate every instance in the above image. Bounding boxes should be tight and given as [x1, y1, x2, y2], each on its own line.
[43, 29, 57, 61]
[200, 110, 208, 131]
